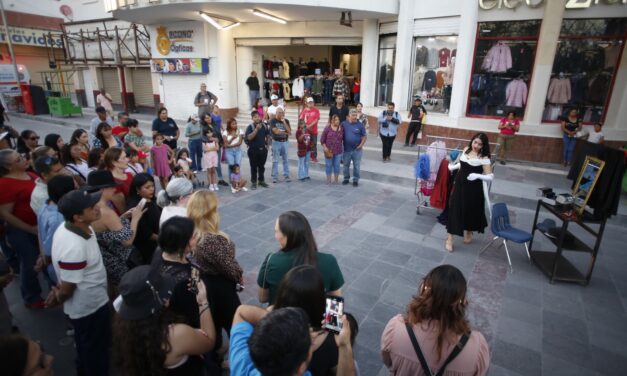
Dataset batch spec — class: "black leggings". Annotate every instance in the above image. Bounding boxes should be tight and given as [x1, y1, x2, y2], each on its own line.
[405, 122, 422, 145]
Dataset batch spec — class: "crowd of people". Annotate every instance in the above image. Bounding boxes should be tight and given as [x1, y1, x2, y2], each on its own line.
[0, 83, 495, 376]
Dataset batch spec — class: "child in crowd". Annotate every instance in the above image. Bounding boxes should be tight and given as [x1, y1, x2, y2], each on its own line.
[172, 165, 185, 179]
[87, 147, 104, 171]
[125, 148, 144, 176]
[151, 133, 174, 190]
[202, 131, 220, 191]
[176, 148, 194, 180]
[124, 118, 150, 154]
[229, 164, 248, 193]
[296, 119, 312, 181]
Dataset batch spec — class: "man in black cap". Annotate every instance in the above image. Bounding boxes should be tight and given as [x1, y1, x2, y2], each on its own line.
[89, 106, 115, 145]
[406, 97, 427, 147]
[46, 189, 110, 376]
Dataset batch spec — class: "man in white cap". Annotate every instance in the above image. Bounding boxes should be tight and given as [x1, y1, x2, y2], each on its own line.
[267, 94, 283, 120]
[299, 96, 320, 163]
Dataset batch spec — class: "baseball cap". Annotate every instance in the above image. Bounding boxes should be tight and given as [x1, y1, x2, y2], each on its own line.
[116, 265, 176, 320]
[84, 170, 117, 192]
[58, 190, 102, 219]
[306, 97, 314, 103]
[190, 114, 199, 121]
[271, 94, 279, 100]
[414, 96, 422, 101]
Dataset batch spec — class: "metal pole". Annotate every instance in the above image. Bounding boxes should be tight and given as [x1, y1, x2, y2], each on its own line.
[0, 0, 22, 88]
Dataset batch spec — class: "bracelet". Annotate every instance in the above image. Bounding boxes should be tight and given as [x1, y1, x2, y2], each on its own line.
[198, 301, 209, 308]
[199, 306, 211, 316]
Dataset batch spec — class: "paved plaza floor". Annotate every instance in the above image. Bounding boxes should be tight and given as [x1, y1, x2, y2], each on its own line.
[4, 115, 627, 375]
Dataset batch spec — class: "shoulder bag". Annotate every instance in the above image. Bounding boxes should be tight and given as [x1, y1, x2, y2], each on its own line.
[405, 323, 469, 376]
[258, 252, 273, 303]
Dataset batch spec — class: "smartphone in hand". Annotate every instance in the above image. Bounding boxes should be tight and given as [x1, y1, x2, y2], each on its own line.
[323, 295, 344, 334]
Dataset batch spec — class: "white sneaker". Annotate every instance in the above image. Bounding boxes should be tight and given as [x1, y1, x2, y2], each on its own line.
[231, 187, 237, 193]
[241, 187, 248, 192]
[208, 185, 215, 192]
[213, 184, 219, 191]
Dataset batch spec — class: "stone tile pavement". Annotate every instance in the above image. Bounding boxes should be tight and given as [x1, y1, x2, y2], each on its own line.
[4, 116, 627, 376]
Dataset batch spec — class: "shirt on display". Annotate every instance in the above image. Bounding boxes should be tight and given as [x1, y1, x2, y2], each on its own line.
[438, 48, 450, 68]
[511, 43, 534, 72]
[547, 77, 571, 105]
[505, 79, 528, 108]
[415, 46, 428, 67]
[482, 41, 512, 73]
[427, 48, 439, 69]
[422, 70, 436, 92]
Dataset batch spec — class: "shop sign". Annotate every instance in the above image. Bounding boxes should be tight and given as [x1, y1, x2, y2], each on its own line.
[151, 58, 209, 74]
[156, 26, 195, 55]
[479, 0, 626, 10]
[0, 26, 63, 48]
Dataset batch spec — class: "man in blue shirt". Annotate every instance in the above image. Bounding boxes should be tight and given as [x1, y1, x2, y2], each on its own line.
[342, 109, 367, 187]
[229, 305, 355, 376]
[378, 102, 401, 162]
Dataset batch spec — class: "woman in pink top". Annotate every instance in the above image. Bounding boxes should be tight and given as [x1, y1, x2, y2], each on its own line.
[381, 265, 490, 376]
[496, 111, 520, 165]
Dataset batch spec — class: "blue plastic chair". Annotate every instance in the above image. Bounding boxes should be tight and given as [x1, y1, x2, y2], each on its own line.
[480, 203, 532, 272]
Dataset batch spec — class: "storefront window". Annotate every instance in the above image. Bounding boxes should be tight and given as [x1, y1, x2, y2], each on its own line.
[410, 36, 458, 113]
[542, 18, 626, 124]
[377, 35, 396, 106]
[466, 20, 541, 118]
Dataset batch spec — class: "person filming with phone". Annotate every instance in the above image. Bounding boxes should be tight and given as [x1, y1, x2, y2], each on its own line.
[378, 102, 401, 162]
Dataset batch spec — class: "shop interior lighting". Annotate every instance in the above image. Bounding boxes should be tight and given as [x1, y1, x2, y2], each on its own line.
[252, 9, 287, 24]
[198, 12, 240, 30]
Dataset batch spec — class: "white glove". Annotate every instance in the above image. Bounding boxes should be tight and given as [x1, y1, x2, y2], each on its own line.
[467, 173, 494, 182]
[448, 162, 460, 172]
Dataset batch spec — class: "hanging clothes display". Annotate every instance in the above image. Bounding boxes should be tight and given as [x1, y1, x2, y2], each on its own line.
[415, 46, 428, 67]
[427, 48, 439, 69]
[438, 48, 450, 68]
[430, 159, 451, 210]
[569, 73, 588, 105]
[435, 71, 445, 90]
[482, 41, 512, 73]
[511, 42, 534, 72]
[505, 79, 528, 108]
[281, 60, 290, 79]
[588, 73, 611, 105]
[547, 77, 571, 104]
[422, 70, 436, 92]
[292, 77, 304, 98]
[413, 68, 426, 94]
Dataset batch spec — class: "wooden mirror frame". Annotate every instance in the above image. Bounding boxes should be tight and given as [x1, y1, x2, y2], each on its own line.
[572, 156, 605, 215]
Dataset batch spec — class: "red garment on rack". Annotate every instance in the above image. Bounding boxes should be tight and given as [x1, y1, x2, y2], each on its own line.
[430, 159, 450, 209]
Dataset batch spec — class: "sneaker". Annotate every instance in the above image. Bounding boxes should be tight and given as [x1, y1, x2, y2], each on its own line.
[272, 178, 278, 183]
[214, 184, 219, 191]
[241, 187, 248, 192]
[209, 185, 215, 192]
[353, 181, 359, 187]
[251, 182, 257, 190]
[231, 187, 237, 193]
[284, 176, 291, 182]
[218, 180, 229, 187]
[259, 181, 269, 188]
[305, 177, 311, 181]
[311, 158, 318, 164]
[500, 160, 506, 165]
[25, 298, 46, 310]
[403, 144, 409, 147]
[342, 180, 350, 185]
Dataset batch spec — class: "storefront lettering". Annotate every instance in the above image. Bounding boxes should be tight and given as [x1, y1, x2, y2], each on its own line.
[479, 0, 626, 9]
[155, 26, 195, 56]
[0, 26, 63, 48]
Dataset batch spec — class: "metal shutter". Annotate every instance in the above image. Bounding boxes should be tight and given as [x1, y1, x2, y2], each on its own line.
[131, 68, 153, 107]
[99, 68, 121, 104]
[413, 16, 460, 36]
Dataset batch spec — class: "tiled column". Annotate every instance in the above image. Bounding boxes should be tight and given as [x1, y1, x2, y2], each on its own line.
[524, 1, 565, 125]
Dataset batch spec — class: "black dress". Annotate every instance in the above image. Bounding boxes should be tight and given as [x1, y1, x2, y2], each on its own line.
[446, 154, 489, 236]
[127, 198, 162, 264]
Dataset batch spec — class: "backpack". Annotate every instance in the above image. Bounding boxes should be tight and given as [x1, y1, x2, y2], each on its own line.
[244, 124, 254, 146]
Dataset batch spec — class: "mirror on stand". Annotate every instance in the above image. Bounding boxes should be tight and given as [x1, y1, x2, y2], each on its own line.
[572, 156, 605, 215]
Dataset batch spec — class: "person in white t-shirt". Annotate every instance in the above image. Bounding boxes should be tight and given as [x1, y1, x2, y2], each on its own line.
[582, 122, 604, 144]
[96, 88, 114, 120]
[47, 190, 111, 376]
[267, 94, 284, 120]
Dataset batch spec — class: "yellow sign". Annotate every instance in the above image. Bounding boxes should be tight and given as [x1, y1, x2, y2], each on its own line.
[156, 26, 170, 55]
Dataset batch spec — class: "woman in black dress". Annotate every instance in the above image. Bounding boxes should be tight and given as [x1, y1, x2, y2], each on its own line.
[446, 133, 493, 252]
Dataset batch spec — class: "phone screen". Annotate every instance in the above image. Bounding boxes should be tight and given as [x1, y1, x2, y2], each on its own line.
[323, 296, 344, 334]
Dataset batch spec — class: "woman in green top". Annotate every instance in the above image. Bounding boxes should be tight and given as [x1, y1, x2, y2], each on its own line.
[257, 211, 344, 304]
[185, 114, 203, 172]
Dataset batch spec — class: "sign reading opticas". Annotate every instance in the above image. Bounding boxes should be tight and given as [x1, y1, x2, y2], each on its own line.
[0, 26, 63, 48]
[479, 0, 626, 9]
[156, 26, 196, 55]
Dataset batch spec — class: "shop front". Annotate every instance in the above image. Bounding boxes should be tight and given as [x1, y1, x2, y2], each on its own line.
[375, 0, 627, 163]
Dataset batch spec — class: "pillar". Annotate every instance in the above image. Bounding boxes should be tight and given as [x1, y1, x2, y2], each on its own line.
[216, 28, 237, 110]
[448, 0, 479, 119]
[524, 0, 565, 125]
[360, 19, 379, 107]
[391, 0, 414, 111]
[236, 46, 254, 110]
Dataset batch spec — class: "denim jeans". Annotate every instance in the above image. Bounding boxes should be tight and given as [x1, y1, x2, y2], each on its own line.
[225, 147, 242, 167]
[6, 226, 41, 304]
[343, 149, 362, 182]
[249, 90, 259, 108]
[298, 152, 310, 179]
[325, 154, 342, 176]
[70, 304, 111, 376]
[216, 147, 224, 179]
[188, 139, 203, 171]
[272, 141, 290, 179]
[562, 134, 577, 164]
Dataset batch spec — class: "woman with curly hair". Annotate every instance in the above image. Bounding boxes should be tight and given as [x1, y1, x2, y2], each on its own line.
[381, 265, 490, 375]
[69, 128, 90, 160]
[113, 265, 215, 376]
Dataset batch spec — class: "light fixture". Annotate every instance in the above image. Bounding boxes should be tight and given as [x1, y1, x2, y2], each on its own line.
[252, 9, 287, 24]
[198, 12, 240, 30]
[340, 11, 352, 27]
